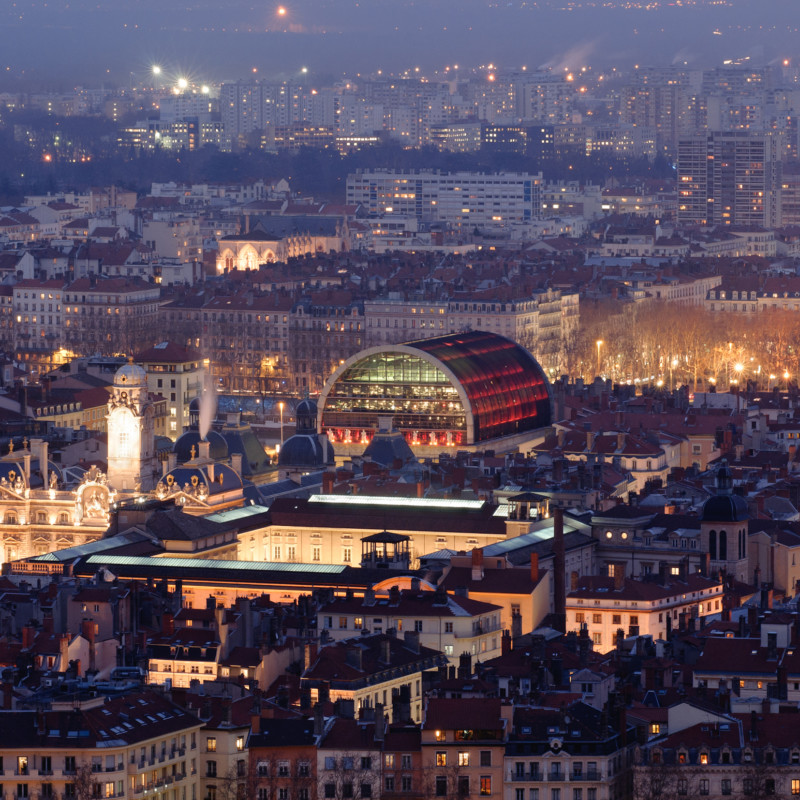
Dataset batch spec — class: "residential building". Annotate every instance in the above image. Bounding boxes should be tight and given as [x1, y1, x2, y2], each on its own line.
[0, 691, 203, 800]
[318, 584, 504, 663]
[346, 170, 543, 228]
[135, 342, 205, 439]
[301, 631, 446, 723]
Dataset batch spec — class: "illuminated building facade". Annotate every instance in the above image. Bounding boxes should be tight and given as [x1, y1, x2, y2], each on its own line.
[319, 331, 552, 455]
[106, 361, 157, 492]
[677, 132, 782, 227]
[346, 170, 543, 227]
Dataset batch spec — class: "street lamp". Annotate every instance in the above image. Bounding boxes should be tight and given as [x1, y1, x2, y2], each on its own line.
[785, 370, 791, 392]
[596, 340, 603, 378]
[278, 401, 285, 449]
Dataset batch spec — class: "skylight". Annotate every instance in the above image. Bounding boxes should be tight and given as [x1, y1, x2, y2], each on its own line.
[309, 494, 485, 510]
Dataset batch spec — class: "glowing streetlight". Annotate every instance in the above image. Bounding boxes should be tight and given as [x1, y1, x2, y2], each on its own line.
[785, 370, 791, 391]
[277, 5, 287, 15]
[596, 340, 603, 378]
[201, 85, 210, 94]
[152, 65, 162, 76]
[177, 77, 188, 90]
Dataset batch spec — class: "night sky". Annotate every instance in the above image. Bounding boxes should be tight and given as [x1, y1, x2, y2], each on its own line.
[0, 0, 797, 87]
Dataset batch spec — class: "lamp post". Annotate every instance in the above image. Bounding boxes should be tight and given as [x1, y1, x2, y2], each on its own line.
[596, 339, 603, 378]
[278, 401, 284, 449]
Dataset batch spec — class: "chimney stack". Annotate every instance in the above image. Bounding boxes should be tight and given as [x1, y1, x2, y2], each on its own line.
[471, 548, 484, 581]
[552, 505, 566, 633]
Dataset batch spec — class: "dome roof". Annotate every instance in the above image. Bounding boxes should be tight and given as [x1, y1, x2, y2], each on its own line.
[702, 458, 748, 522]
[114, 362, 147, 387]
[156, 463, 243, 498]
[278, 433, 334, 469]
[702, 493, 749, 523]
[296, 397, 318, 417]
[173, 430, 229, 463]
[363, 430, 415, 467]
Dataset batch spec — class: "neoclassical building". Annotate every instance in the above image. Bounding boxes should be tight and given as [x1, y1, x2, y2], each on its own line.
[0, 439, 114, 562]
[0, 362, 160, 563]
[216, 218, 348, 273]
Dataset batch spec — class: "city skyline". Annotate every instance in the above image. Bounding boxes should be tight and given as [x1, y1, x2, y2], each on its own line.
[1, 0, 799, 87]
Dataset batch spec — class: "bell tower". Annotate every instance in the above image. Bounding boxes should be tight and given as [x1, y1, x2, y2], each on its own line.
[106, 360, 155, 492]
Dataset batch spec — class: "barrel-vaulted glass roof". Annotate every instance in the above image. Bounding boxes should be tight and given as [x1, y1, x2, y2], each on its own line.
[321, 331, 551, 444]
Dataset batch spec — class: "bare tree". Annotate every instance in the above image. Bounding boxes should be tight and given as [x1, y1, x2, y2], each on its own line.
[73, 762, 100, 800]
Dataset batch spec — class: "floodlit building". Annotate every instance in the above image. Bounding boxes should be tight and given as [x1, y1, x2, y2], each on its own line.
[346, 170, 543, 227]
[318, 330, 552, 456]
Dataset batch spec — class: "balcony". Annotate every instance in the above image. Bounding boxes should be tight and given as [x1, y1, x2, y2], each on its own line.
[548, 773, 565, 782]
[571, 771, 601, 782]
[511, 770, 544, 781]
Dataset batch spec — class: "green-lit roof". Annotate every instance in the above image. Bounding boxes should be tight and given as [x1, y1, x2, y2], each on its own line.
[309, 494, 485, 510]
[205, 504, 271, 523]
[85, 554, 347, 574]
[27, 530, 154, 563]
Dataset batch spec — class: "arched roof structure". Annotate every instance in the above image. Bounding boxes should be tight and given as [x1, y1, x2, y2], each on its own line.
[319, 330, 551, 446]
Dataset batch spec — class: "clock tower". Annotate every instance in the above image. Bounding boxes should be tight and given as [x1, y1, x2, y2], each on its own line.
[106, 360, 156, 492]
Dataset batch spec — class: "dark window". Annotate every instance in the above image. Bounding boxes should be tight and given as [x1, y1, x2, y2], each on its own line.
[436, 777, 448, 797]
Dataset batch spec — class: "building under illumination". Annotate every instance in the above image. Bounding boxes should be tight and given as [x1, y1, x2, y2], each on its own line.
[318, 330, 552, 457]
[346, 169, 543, 228]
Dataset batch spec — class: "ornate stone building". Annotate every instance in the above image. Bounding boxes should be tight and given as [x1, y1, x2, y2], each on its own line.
[0, 439, 113, 562]
[107, 360, 157, 492]
[0, 361, 158, 563]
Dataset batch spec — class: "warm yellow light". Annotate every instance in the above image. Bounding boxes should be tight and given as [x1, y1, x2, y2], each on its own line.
[201, 85, 209, 94]
[785, 371, 791, 380]
[277, 5, 287, 14]
[152, 65, 162, 75]
[734, 363, 744, 373]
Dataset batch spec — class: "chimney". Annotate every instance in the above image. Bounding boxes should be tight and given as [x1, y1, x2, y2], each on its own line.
[230, 452, 243, 476]
[579, 625, 591, 666]
[458, 652, 472, 680]
[304, 643, 318, 670]
[80, 618, 96, 646]
[381, 638, 391, 664]
[403, 630, 420, 654]
[1, 681, 12, 710]
[374, 702, 385, 741]
[552, 505, 566, 633]
[313, 703, 325, 737]
[59, 634, 70, 671]
[501, 630, 511, 655]
[323, 470, 335, 493]
[345, 645, 363, 672]
[198, 440, 211, 460]
[613, 565, 625, 591]
[748, 605, 759, 635]
[530, 552, 539, 583]
[471, 548, 484, 581]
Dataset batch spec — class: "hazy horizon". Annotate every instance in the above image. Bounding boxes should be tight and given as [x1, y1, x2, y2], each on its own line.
[0, 0, 798, 90]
